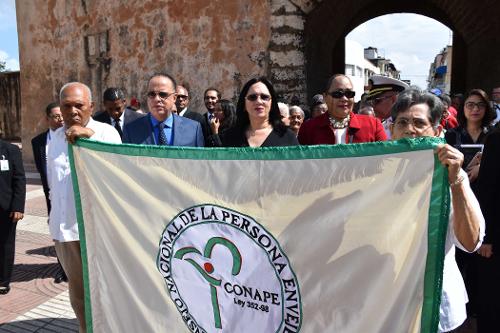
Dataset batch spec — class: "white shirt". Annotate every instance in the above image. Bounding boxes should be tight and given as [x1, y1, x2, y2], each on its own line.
[439, 169, 485, 332]
[178, 107, 188, 117]
[382, 118, 392, 139]
[110, 110, 125, 130]
[47, 118, 121, 241]
[333, 128, 348, 144]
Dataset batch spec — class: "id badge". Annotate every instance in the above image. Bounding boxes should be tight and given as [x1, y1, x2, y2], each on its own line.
[0, 159, 9, 171]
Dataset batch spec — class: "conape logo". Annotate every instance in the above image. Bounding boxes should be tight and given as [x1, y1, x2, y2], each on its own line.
[174, 237, 242, 329]
[157, 204, 302, 333]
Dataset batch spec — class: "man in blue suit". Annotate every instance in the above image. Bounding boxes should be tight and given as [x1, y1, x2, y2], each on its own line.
[123, 73, 204, 146]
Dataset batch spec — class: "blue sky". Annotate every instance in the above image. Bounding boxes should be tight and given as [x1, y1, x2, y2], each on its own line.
[347, 14, 452, 89]
[0, 0, 19, 71]
[1, 2, 450, 88]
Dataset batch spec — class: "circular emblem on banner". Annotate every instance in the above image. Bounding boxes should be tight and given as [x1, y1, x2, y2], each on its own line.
[157, 204, 302, 333]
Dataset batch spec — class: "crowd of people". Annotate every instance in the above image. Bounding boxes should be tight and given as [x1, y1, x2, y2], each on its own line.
[0, 72, 499, 333]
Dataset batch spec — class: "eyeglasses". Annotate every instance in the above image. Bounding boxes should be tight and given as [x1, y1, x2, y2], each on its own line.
[465, 101, 486, 110]
[147, 91, 175, 99]
[49, 114, 63, 120]
[394, 117, 433, 131]
[370, 94, 395, 106]
[328, 90, 355, 99]
[176, 94, 189, 100]
[246, 93, 272, 102]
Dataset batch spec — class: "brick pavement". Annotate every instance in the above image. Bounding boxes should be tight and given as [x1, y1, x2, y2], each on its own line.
[0, 180, 77, 333]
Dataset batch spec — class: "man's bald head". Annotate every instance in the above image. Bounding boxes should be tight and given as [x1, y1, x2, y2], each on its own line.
[59, 82, 94, 127]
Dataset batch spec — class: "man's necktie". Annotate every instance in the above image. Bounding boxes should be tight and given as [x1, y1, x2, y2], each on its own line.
[158, 122, 168, 145]
[114, 119, 123, 138]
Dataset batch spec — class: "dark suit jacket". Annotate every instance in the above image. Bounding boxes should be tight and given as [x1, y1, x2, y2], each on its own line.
[93, 107, 144, 127]
[0, 140, 26, 214]
[122, 113, 204, 147]
[31, 131, 51, 211]
[476, 129, 500, 249]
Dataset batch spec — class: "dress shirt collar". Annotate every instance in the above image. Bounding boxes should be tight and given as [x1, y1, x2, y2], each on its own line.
[150, 113, 173, 128]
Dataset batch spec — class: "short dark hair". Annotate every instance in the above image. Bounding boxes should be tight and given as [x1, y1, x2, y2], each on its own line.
[45, 102, 59, 117]
[103, 87, 125, 102]
[391, 88, 444, 126]
[148, 73, 177, 91]
[204, 87, 221, 99]
[235, 76, 286, 134]
[457, 89, 495, 127]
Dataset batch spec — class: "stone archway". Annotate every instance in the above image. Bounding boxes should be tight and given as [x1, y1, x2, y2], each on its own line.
[269, 0, 500, 104]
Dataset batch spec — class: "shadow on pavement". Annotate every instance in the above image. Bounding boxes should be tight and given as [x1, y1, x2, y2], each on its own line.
[0, 317, 78, 332]
[11, 263, 60, 282]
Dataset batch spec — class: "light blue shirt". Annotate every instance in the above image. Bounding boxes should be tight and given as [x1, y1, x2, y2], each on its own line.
[150, 113, 174, 145]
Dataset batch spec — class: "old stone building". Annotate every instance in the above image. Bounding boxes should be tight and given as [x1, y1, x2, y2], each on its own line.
[16, 0, 500, 164]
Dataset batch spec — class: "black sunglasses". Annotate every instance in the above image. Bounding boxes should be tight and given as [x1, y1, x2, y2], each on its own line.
[147, 91, 175, 99]
[328, 90, 355, 99]
[246, 93, 272, 102]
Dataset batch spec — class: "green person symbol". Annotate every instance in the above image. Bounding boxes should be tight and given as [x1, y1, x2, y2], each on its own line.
[174, 237, 242, 329]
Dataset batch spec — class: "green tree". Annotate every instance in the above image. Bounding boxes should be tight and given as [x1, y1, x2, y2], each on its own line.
[0, 60, 6, 71]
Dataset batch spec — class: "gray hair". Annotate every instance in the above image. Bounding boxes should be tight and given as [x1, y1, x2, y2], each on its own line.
[391, 88, 443, 126]
[289, 105, 305, 118]
[278, 102, 289, 118]
[59, 82, 93, 102]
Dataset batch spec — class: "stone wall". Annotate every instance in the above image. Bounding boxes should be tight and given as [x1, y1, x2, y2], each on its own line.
[16, 0, 500, 164]
[17, 0, 273, 163]
[0, 71, 21, 140]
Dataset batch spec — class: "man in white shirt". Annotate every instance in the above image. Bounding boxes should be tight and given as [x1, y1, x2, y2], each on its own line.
[47, 82, 121, 333]
[389, 88, 485, 332]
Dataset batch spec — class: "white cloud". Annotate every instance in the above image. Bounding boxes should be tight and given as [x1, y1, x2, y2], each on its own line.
[347, 13, 452, 89]
[0, 49, 19, 71]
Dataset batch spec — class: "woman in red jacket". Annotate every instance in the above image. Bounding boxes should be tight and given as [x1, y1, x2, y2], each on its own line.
[298, 74, 387, 145]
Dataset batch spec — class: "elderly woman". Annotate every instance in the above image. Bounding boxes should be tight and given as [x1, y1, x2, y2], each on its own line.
[288, 106, 304, 136]
[222, 77, 298, 147]
[390, 88, 484, 332]
[207, 99, 236, 147]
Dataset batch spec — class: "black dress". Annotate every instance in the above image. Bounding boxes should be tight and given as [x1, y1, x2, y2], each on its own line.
[445, 126, 491, 168]
[474, 129, 500, 332]
[221, 127, 299, 147]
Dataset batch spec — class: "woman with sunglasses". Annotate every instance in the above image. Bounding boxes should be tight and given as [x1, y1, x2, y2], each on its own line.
[298, 74, 387, 145]
[206, 99, 237, 147]
[221, 77, 298, 147]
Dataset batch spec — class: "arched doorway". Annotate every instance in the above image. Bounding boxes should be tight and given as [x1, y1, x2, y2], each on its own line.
[269, 0, 499, 104]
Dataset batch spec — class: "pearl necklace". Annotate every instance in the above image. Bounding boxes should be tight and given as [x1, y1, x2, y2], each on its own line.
[329, 114, 350, 129]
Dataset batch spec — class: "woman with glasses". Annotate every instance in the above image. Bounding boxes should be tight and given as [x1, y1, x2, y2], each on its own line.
[444, 89, 495, 321]
[445, 89, 495, 183]
[207, 99, 237, 147]
[221, 77, 298, 147]
[298, 74, 387, 145]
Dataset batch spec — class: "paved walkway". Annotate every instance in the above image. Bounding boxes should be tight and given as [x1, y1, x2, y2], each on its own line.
[0, 181, 78, 332]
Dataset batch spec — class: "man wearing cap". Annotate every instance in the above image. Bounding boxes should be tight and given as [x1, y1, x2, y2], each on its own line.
[366, 75, 409, 139]
[310, 94, 328, 118]
[298, 74, 387, 145]
[93, 87, 144, 139]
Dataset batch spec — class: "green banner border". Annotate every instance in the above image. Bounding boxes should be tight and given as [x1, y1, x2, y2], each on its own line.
[68, 137, 448, 332]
